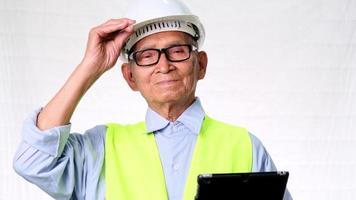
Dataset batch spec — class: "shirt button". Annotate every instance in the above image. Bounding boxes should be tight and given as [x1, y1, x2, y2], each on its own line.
[170, 123, 174, 132]
[173, 163, 179, 171]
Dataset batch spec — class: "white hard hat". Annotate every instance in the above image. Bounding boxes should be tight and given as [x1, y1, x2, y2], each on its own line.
[121, 0, 205, 60]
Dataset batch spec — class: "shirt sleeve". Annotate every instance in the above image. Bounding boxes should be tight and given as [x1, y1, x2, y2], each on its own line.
[249, 133, 293, 200]
[13, 108, 106, 199]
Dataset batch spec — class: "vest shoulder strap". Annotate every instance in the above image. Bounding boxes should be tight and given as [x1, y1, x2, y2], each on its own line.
[184, 116, 253, 200]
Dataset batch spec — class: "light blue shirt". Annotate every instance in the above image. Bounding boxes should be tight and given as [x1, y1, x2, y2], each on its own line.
[13, 98, 292, 200]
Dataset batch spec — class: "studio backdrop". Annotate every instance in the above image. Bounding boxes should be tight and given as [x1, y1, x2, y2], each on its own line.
[1, 0, 355, 199]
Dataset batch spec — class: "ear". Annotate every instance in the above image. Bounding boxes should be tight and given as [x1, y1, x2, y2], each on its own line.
[121, 63, 138, 91]
[197, 51, 208, 80]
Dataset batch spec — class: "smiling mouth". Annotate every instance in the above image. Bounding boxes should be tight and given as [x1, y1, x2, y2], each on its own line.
[156, 80, 178, 85]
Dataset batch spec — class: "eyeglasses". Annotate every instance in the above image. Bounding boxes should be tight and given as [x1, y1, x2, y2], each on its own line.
[128, 44, 197, 67]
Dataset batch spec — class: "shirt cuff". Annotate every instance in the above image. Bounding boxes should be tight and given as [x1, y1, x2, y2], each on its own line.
[22, 108, 71, 157]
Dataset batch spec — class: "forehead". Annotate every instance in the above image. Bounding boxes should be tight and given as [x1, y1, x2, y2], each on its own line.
[133, 31, 192, 50]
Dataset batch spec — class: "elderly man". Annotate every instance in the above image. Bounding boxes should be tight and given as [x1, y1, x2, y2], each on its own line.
[13, 0, 292, 199]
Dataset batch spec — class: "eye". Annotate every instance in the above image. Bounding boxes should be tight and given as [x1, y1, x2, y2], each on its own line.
[136, 50, 156, 60]
[169, 46, 186, 54]
[142, 51, 154, 58]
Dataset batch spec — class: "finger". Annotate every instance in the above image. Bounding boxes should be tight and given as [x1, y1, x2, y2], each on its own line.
[100, 18, 135, 27]
[88, 18, 135, 41]
[95, 21, 135, 38]
[100, 24, 134, 49]
[112, 24, 135, 48]
[97, 18, 135, 35]
[99, 27, 134, 45]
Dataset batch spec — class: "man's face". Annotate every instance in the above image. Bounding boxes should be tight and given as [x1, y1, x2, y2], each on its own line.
[122, 31, 207, 107]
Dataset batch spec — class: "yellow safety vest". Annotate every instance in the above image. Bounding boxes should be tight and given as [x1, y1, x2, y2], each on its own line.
[105, 116, 252, 200]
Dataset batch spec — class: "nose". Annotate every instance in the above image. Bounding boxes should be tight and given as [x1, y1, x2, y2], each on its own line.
[155, 52, 175, 73]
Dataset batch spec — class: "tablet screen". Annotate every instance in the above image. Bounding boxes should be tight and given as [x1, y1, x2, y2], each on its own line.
[195, 171, 289, 200]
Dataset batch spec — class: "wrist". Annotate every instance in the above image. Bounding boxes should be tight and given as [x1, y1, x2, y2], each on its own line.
[67, 63, 101, 95]
[76, 61, 103, 81]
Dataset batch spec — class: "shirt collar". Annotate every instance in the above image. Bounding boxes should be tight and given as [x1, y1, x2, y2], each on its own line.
[145, 97, 205, 135]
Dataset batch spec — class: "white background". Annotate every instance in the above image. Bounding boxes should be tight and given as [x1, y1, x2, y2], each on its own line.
[1, 0, 355, 199]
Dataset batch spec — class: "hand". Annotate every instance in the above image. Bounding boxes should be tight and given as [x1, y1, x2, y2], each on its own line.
[36, 19, 135, 130]
[80, 18, 135, 77]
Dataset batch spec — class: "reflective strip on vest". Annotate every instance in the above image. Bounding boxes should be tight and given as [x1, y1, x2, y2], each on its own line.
[105, 116, 252, 200]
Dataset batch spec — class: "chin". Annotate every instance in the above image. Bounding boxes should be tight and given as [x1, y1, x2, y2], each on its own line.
[155, 91, 188, 104]
[157, 95, 182, 103]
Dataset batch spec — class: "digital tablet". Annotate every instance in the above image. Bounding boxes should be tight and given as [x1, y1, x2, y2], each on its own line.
[194, 171, 289, 200]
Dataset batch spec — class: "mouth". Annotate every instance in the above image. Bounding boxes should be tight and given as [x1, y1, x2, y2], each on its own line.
[155, 79, 178, 86]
